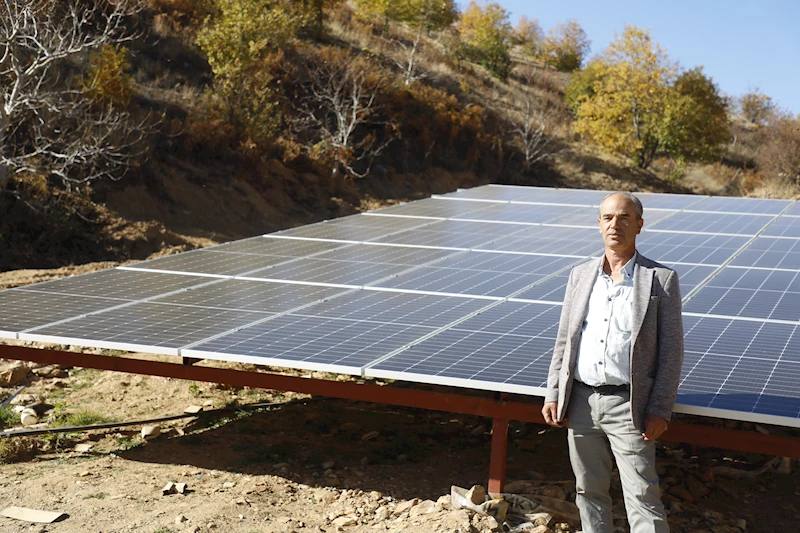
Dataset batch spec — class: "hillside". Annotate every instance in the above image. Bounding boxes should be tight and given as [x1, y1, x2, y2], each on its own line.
[0, 0, 796, 272]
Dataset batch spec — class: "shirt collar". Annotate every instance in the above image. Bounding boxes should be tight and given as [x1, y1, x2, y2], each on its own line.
[598, 254, 636, 281]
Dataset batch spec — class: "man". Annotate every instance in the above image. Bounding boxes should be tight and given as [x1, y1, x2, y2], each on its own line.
[542, 192, 684, 533]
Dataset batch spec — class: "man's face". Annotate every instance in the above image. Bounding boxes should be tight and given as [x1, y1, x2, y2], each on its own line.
[598, 194, 643, 251]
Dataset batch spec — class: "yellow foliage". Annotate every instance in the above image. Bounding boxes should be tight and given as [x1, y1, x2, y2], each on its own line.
[573, 26, 676, 168]
[538, 20, 589, 71]
[83, 44, 134, 107]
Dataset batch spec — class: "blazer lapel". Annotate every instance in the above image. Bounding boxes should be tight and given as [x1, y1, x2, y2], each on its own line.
[630, 251, 654, 347]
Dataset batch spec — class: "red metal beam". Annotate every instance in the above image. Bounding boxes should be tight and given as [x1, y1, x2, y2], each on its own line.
[489, 418, 509, 493]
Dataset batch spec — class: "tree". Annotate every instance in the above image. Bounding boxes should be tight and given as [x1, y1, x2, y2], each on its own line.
[196, 0, 305, 149]
[564, 59, 605, 115]
[539, 20, 590, 71]
[457, 1, 513, 80]
[573, 26, 677, 169]
[664, 67, 729, 161]
[1, 0, 146, 190]
[757, 117, 800, 186]
[512, 15, 543, 57]
[363, 0, 457, 85]
[738, 89, 777, 125]
[509, 67, 562, 168]
[294, 46, 394, 178]
[297, 0, 344, 39]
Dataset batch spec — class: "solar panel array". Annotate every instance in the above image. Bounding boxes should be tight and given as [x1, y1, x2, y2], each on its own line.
[2, 185, 800, 427]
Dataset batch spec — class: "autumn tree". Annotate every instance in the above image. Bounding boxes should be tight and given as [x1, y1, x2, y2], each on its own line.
[357, 0, 457, 85]
[294, 46, 394, 178]
[738, 89, 777, 125]
[573, 26, 677, 169]
[196, 0, 307, 150]
[664, 67, 729, 161]
[297, 0, 343, 39]
[457, 1, 513, 80]
[1, 0, 146, 190]
[512, 15, 543, 57]
[538, 20, 590, 71]
[757, 116, 800, 186]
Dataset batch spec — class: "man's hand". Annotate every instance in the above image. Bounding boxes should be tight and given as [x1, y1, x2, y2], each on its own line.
[542, 402, 562, 427]
[642, 414, 669, 441]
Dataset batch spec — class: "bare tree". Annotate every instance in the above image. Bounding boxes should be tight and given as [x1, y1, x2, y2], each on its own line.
[1, 0, 145, 190]
[295, 47, 394, 178]
[509, 67, 562, 168]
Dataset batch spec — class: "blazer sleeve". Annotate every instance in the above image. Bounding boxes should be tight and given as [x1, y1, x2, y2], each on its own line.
[545, 268, 577, 403]
[646, 269, 685, 421]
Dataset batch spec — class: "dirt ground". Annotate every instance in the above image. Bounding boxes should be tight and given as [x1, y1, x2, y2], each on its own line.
[1, 257, 800, 533]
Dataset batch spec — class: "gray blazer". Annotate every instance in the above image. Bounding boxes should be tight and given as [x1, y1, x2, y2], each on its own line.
[545, 251, 684, 430]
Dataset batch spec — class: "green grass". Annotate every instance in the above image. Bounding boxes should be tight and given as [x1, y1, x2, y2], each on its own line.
[84, 492, 107, 499]
[0, 406, 20, 429]
[51, 407, 116, 428]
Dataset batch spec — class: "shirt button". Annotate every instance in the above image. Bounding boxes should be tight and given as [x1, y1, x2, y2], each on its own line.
[608, 297, 612, 301]
[600, 340, 604, 343]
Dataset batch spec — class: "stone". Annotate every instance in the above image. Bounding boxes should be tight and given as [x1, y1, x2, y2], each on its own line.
[408, 500, 437, 516]
[140, 425, 161, 440]
[0, 363, 28, 386]
[175, 514, 189, 524]
[374, 507, 390, 521]
[685, 476, 710, 499]
[466, 485, 487, 505]
[392, 498, 419, 515]
[736, 519, 747, 530]
[331, 516, 357, 527]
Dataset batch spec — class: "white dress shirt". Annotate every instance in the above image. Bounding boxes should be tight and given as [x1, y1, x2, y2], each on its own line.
[573, 256, 635, 387]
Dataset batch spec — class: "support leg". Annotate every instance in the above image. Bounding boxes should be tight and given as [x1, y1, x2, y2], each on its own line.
[488, 417, 509, 493]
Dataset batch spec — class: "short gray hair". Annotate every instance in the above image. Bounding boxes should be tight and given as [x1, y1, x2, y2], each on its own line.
[599, 192, 643, 220]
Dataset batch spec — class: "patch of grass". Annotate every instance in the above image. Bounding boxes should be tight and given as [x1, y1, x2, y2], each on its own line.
[0, 406, 20, 429]
[153, 528, 177, 533]
[51, 407, 116, 428]
[84, 492, 107, 499]
[188, 381, 201, 397]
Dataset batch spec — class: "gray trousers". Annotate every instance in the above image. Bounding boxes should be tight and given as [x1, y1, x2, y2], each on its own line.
[566, 382, 669, 533]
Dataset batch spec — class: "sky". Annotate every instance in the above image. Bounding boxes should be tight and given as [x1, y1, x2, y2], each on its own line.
[486, 0, 800, 116]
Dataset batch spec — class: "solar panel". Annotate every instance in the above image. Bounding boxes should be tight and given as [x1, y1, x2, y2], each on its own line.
[686, 196, 791, 214]
[128, 249, 297, 276]
[22, 302, 269, 354]
[0, 289, 124, 335]
[634, 192, 707, 210]
[683, 267, 800, 321]
[477, 226, 602, 256]
[365, 302, 561, 393]
[677, 315, 800, 419]
[761, 216, 800, 238]
[371, 197, 496, 218]
[184, 315, 435, 373]
[730, 237, 800, 270]
[784, 202, 800, 217]
[17, 268, 211, 299]
[3, 185, 800, 427]
[451, 203, 585, 224]
[636, 232, 750, 265]
[648, 212, 772, 235]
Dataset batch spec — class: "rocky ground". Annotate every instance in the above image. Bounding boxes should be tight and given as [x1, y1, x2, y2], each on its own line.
[1, 354, 799, 533]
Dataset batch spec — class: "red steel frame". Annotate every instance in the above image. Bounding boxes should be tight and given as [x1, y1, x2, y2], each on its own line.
[3, 344, 800, 493]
